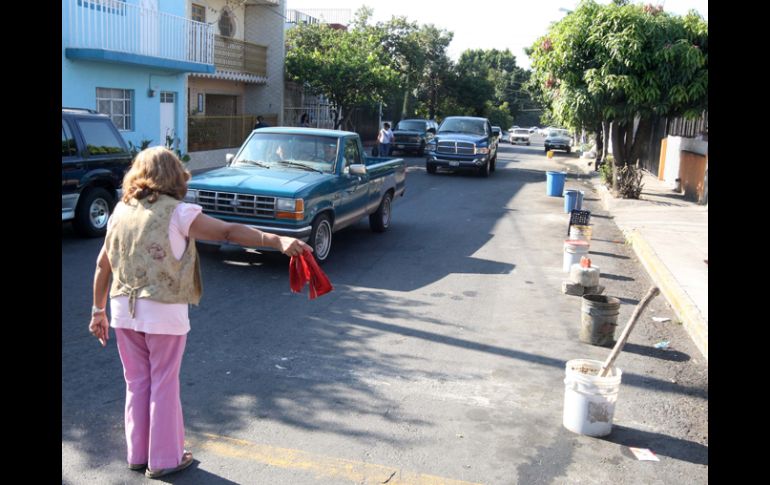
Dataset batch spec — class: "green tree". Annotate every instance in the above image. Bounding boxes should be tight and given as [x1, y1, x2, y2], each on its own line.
[413, 24, 453, 120]
[285, 18, 398, 130]
[529, 1, 707, 191]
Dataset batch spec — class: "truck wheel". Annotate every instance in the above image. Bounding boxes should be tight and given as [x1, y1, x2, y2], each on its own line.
[426, 163, 436, 174]
[566, 146, 571, 154]
[73, 187, 114, 238]
[369, 192, 392, 233]
[309, 214, 333, 263]
[490, 155, 497, 172]
[544, 145, 550, 153]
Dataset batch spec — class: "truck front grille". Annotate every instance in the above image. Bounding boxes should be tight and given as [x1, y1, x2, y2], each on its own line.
[437, 141, 475, 155]
[198, 190, 276, 218]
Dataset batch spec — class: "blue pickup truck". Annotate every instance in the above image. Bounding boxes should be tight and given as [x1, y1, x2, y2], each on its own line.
[186, 127, 406, 262]
[425, 116, 498, 177]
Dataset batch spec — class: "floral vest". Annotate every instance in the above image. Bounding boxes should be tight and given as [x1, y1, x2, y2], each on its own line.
[106, 195, 202, 317]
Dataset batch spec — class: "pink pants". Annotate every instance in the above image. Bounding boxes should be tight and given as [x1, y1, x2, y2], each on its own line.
[115, 328, 187, 469]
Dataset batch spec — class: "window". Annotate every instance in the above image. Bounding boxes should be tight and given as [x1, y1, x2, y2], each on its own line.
[191, 3, 205, 23]
[96, 88, 133, 131]
[161, 92, 175, 103]
[343, 139, 361, 169]
[62, 122, 78, 157]
[77, 119, 126, 155]
[218, 8, 235, 38]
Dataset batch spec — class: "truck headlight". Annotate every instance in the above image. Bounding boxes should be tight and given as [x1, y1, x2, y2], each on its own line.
[184, 189, 198, 203]
[426, 142, 437, 151]
[276, 198, 305, 220]
[475, 146, 490, 154]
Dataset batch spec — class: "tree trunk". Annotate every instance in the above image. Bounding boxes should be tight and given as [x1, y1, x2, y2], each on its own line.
[601, 120, 610, 162]
[610, 120, 626, 191]
[401, 72, 410, 119]
[594, 123, 603, 171]
[334, 109, 346, 131]
[629, 116, 653, 169]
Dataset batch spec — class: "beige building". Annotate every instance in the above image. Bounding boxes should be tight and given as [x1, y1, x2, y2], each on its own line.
[186, 0, 285, 151]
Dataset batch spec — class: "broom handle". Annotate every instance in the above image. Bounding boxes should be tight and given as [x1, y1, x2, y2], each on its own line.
[599, 286, 660, 377]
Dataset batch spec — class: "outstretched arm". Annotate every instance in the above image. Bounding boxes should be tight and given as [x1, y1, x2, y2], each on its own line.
[189, 213, 311, 257]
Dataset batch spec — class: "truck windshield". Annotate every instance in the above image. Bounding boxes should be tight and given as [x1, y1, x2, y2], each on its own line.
[438, 119, 486, 136]
[234, 134, 338, 172]
[397, 121, 426, 131]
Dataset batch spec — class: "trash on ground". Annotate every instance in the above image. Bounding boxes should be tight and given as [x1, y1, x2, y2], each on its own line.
[275, 365, 287, 370]
[654, 340, 670, 350]
[629, 447, 660, 461]
[652, 317, 671, 323]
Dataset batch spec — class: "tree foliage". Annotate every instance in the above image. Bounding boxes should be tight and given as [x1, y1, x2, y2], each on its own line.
[527, 0, 708, 191]
[285, 18, 397, 129]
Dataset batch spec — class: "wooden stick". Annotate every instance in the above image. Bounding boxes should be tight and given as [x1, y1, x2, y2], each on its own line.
[599, 286, 660, 377]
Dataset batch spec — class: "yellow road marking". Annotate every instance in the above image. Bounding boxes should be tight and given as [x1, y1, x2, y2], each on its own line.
[187, 432, 483, 485]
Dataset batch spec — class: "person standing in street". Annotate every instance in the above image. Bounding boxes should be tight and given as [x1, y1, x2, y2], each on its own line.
[88, 147, 310, 479]
[377, 122, 394, 157]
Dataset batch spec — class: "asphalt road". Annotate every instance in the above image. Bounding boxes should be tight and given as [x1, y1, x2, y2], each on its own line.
[62, 141, 707, 484]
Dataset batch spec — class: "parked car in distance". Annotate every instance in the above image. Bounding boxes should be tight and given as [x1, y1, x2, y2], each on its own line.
[509, 128, 531, 145]
[544, 128, 573, 153]
[392, 119, 438, 156]
[62, 107, 133, 237]
[425, 116, 498, 177]
[186, 128, 406, 263]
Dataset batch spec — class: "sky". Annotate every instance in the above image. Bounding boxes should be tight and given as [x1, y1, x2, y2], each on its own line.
[286, 0, 708, 70]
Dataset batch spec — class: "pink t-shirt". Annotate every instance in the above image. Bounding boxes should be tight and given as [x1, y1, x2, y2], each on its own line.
[108, 201, 203, 335]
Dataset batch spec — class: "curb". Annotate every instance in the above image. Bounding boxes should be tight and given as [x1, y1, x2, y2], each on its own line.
[624, 230, 708, 360]
[593, 184, 708, 361]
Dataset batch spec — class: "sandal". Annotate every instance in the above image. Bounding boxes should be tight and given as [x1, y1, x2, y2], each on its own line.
[145, 451, 193, 479]
[128, 463, 146, 471]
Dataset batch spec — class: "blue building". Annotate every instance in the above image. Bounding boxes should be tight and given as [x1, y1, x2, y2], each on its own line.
[62, 0, 215, 153]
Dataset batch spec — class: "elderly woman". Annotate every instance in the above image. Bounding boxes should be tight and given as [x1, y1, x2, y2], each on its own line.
[88, 147, 310, 479]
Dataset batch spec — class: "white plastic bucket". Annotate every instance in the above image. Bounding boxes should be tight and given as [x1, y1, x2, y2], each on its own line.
[563, 240, 590, 272]
[569, 224, 593, 242]
[563, 359, 622, 436]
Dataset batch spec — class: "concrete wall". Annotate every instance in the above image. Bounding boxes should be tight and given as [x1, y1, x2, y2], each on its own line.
[244, 1, 286, 124]
[662, 136, 683, 188]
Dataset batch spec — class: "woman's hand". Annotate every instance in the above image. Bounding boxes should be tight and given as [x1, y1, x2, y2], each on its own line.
[278, 236, 312, 257]
[89, 312, 109, 347]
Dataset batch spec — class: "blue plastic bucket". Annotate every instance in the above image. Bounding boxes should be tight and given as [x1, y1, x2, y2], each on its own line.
[546, 171, 567, 197]
[564, 190, 581, 213]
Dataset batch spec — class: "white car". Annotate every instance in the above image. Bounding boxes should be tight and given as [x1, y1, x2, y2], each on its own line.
[509, 128, 531, 145]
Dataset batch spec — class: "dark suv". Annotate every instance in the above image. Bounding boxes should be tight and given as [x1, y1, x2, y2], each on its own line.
[391, 119, 438, 156]
[425, 116, 498, 177]
[62, 108, 132, 237]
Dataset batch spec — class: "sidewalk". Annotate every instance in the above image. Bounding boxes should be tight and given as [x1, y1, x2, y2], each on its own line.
[559, 157, 708, 360]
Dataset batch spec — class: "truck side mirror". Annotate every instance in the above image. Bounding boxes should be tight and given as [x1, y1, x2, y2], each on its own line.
[349, 164, 367, 176]
[225, 153, 235, 166]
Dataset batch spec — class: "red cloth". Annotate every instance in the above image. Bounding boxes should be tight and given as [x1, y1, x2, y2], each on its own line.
[289, 251, 333, 299]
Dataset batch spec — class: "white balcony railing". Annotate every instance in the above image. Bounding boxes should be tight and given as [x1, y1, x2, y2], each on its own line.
[64, 0, 214, 66]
